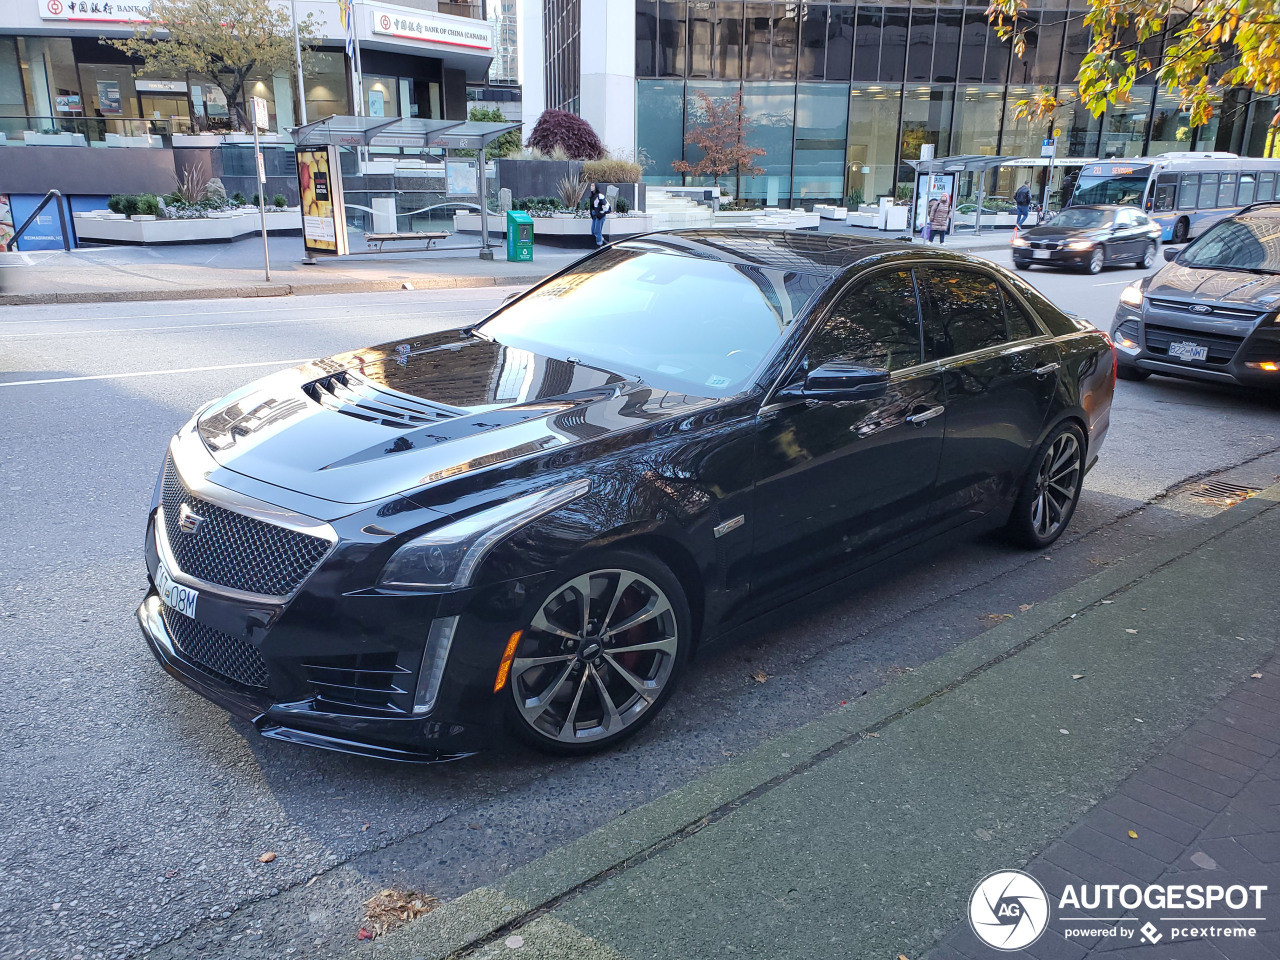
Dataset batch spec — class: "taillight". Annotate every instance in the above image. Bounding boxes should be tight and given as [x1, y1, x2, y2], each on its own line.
[1099, 329, 1118, 382]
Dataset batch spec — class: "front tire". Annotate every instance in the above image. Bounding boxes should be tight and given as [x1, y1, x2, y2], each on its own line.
[1139, 241, 1157, 268]
[1086, 247, 1104, 274]
[503, 548, 691, 755]
[1005, 424, 1086, 549]
[1117, 363, 1151, 382]
[1014, 259, 1032, 271]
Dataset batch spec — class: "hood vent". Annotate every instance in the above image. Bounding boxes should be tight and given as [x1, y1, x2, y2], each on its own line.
[304, 371, 464, 429]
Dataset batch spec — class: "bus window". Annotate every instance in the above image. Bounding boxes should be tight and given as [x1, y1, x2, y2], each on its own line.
[1178, 174, 1199, 210]
[1238, 174, 1257, 205]
[1259, 173, 1276, 202]
[1198, 173, 1219, 208]
[1217, 173, 1237, 207]
[1154, 175, 1177, 211]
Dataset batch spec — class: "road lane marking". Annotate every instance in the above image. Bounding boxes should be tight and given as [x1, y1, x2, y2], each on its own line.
[0, 359, 314, 387]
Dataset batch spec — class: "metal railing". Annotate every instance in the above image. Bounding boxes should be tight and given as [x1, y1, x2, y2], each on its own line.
[2, 189, 72, 252]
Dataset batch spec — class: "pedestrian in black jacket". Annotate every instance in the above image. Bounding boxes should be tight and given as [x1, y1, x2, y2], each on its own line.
[589, 183, 610, 247]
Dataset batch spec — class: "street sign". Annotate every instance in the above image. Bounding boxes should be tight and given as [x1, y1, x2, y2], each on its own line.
[252, 96, 270, 132]
[1041, 137, 1057, 158]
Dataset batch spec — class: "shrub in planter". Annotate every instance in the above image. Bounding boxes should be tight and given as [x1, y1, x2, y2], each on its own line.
[231, 191, 247, 205]
[583, 158, 642, 183]
[272, 194, 288, 208]
[135, 193, 161, 217]
[615, 196, 631, 214]
[108, 194, 139, 216]
[526, 109, 603, 160]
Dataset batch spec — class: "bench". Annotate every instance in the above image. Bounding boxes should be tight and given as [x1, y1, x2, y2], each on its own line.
[364, 231, 450, 252]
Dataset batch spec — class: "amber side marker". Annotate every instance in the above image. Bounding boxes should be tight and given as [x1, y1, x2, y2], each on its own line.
[494, 629, 523, 693]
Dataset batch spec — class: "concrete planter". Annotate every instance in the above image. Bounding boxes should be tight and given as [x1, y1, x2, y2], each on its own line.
[74, 208, 299, 244]
[453, 210, 658, 246]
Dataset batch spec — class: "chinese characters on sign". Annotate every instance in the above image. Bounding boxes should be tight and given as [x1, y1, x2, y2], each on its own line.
[370, 6, 493, 50]
[42, 0, 153, 22]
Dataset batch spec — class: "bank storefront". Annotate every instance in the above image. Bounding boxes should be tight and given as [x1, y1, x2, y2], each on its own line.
[630, 0, 1280, 208]
[0, 0, 491, 144]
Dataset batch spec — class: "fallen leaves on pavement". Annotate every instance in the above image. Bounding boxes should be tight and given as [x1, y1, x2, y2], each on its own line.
[751, 669, 770, 683]
[1252, 672, 1264, 679]
[983, 613, 1014, 622]
[361, 888, 439, 939]
[1125, 629, 1139, 634]
[1018, 604, 1034, 612]
[1128, 830, 1139, 839]
[1071, 674, 1085, 680]
[257, 852, 276, 864]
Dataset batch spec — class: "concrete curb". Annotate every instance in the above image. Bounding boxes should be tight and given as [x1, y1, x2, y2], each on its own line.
[0, 273, 551, 307]
[375, 484, 1280, 960]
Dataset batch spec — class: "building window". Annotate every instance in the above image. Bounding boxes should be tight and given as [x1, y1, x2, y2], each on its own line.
[952, 84, 1002, 156]
[825, 5, 855, 82]
[659, 0, 687, 78]
[905, 6, 934, 84]
[900, 84, 953, 183]
[794, 82, 850, 202]
[739, 81, 794, 202]
[304, 51, 350, 124]
[1149, 89, 1191, 155]
[846, 82, 901, 203]
[799, 3, 828, 81]
[637, 0, 659, 77]
[636, 79, 685, 184]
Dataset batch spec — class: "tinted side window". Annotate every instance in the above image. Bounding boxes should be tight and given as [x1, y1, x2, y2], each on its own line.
[808, 269, 923, 371]
[1198, 173, 1219, 209]
[920, 269, 1008, 360]
[1001, 286, 1040, 341]
[1259, 173, 1276, 202]
[1154, 174, 1177, 212]
[1238, 174, 1256, 205]
[1178, 174, 1199, 210]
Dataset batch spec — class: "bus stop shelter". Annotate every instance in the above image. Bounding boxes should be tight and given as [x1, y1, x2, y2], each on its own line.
[289, 116, 523, 258]
[907, 155, 1024, 235]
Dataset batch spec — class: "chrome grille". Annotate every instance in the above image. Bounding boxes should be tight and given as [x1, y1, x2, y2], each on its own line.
[160, 458, 331, 597]
[161, 605, 269, 688]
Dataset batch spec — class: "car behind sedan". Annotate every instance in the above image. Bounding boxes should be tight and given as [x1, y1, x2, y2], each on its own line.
[1111, 203, 1280, 389]
[1013, 204, 1162, 274]
[139, 230, 1115, 761]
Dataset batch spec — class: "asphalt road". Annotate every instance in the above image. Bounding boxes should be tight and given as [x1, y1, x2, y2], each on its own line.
[1, 255, 1278, 960]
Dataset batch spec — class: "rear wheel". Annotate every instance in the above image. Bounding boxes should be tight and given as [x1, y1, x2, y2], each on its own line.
[1138, 241, 1157, 268]
[504, 549, 691, 755]
[1086, 247, 1105, 274]
[1116, 363, 1151, 382]
[1172, 218, 1189, 244]
[1014, 259, 1032, 271]
[1005, 424, 1086, 549]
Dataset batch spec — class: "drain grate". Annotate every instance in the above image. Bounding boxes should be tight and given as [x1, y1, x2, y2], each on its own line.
[1195, 479, 1262, 501]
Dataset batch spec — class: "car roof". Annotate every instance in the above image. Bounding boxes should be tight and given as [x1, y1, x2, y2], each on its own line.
[1237, 201, 1280, 217]
[622, 228, 973, 278]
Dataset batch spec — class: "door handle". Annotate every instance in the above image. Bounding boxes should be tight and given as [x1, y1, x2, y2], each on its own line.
[1034, 361, 1061, 378]
[905, 404, 945, 425]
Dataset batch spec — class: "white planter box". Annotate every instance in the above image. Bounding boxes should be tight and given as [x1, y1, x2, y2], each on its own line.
[74, 210, 275, 244]
[453, 212, 658, 239]
[130, 215, 157, 221]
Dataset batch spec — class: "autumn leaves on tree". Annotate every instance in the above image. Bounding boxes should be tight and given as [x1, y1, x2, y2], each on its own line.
[673, 91, 767, 197]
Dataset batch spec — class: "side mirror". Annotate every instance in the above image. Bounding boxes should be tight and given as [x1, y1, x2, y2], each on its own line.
[1163, 248, 1179, 262]
[778, 362, 890, 402]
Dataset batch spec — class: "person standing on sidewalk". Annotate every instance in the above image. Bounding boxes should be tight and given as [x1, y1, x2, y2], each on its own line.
[588, 183, 610, 248]
[1015, 182, 1032, 228]
[928, 193, 952, 244]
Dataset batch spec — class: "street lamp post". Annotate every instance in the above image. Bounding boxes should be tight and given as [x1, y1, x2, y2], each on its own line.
[290, 0, 307, 126]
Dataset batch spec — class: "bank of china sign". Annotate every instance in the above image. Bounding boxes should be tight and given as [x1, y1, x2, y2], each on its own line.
[41, 0, 152, 22]
[370, 6, 492, 51]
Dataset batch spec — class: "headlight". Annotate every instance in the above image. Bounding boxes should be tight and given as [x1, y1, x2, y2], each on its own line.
[1066, 240, 1095, 250]
[378, 479, 591, 590]
[1119, 283, 1144, 308]
[1011, 236, 1029, 247]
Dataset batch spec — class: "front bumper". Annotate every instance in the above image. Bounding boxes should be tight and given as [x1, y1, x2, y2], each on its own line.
[1012, 246, 1097, 268]
[1111, 307, 1280, 389]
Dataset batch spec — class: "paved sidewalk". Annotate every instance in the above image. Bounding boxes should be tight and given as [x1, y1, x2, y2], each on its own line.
[369, 485, 1280, 960]
[0, 235, 583, 306]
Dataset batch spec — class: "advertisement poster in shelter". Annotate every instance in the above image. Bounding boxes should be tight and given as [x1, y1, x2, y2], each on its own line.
[296, 145, 349, 256]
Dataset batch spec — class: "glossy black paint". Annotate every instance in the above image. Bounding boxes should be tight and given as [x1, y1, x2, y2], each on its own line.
[1013, 204, 1162, 271]
[138, 230, 1115, 761]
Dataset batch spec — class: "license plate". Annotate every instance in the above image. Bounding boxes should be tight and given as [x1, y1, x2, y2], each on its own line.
[156, 562, 199, 618]
[1169, 340, 1209, 362]
[1033, 249, 1051, 260]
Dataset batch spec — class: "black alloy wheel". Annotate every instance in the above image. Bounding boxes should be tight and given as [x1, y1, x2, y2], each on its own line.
[1006, 424, 1086, 549]
[504, 549, 691, 755]
[1086, 247, 1105, 274]
[1139, 241, 1157, 268]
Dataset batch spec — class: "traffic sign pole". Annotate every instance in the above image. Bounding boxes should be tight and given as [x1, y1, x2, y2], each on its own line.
[252, 96, 271, 282]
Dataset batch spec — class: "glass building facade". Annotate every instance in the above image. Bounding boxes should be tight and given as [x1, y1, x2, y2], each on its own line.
[633, 0, 1280, 207]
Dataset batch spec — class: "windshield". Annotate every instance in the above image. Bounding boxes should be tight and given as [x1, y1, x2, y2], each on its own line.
[477, 245, 825, 396]
[1071, 175, 1148, 207]
[1053, 208, 1112, 228]
[1178, 216, 1280, 272]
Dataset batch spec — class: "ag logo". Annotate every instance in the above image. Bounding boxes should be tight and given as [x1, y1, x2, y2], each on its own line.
[969, 870, 1050, 951]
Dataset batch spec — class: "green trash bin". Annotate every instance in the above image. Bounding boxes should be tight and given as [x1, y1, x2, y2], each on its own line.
[506, 211, 533, 262]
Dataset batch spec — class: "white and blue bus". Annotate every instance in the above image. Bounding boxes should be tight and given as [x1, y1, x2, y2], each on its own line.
[1067, 152, 1280, 243]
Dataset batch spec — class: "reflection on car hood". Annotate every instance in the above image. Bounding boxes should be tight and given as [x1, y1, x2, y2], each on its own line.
[197, 331, 714, 505]
[1146, 264, 1280, 307]
[1024, 225, 1108, 240]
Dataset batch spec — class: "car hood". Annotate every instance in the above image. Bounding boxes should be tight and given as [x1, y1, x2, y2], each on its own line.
[1145, 265, 1280, 308]
[196, 331, 713, 506]
[1024, 225, 1109, 241]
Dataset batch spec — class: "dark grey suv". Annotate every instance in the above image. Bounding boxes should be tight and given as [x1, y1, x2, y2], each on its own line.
[1111, 203, 1280, 389]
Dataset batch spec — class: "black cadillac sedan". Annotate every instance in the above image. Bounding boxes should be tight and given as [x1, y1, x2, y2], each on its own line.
[1012, 204, 1162, 274]
[139, 230, 1115, 761]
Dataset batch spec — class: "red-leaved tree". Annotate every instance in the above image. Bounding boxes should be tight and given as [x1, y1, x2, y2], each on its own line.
[525, 109, 604, 160]
[672, 91, 766, 200]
